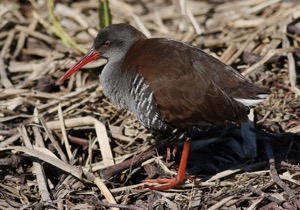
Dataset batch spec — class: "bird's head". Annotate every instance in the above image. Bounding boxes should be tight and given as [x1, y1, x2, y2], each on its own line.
[58, 24, 146, 84]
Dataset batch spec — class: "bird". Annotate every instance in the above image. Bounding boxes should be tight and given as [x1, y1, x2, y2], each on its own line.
[59, 23, 270, 190]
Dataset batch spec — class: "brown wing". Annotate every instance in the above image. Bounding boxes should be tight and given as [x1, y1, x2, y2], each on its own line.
[122, 38, 256, 128]
[152, 72, 248, 127]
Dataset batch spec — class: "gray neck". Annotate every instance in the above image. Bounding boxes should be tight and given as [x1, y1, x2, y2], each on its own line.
[100, 61, 133, 110]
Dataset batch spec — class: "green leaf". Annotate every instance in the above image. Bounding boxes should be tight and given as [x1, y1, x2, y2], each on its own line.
[98, 0, 112, 29]
[47, 0, 86, 53]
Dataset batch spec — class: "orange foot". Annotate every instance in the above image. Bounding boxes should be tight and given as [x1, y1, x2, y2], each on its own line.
[143, 140, 192, 190]
[144, 175, 195, 190]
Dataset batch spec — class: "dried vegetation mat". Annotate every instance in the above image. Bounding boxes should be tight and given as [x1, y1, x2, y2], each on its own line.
[0, 0, 300, 209]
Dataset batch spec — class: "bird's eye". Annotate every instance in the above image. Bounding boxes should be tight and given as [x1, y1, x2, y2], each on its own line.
[103, 41, 111, 47]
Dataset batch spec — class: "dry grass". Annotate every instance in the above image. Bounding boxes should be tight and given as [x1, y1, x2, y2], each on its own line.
[0, 0, 300, 209]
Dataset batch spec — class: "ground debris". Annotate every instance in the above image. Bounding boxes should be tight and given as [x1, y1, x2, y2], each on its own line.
[0, 0, 299, 209]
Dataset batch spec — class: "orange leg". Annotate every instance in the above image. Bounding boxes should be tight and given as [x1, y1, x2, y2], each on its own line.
[144, 140, 191, 190]
[166, 144, 171, 161]
[166, 144, 178, 161]
[172, 144, 178, 158]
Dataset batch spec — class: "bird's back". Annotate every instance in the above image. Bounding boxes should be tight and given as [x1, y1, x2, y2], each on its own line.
[122, 38, 269, 129]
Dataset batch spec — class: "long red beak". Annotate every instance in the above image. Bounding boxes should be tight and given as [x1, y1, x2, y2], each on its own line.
[58, 48, 100, 84]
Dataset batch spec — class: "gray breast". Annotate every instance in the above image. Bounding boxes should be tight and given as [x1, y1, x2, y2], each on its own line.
[100, 62, 167, 132]
[100, 62, 132, 109]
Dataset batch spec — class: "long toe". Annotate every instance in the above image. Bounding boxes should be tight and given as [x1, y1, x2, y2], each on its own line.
[144, 176, 187, 190]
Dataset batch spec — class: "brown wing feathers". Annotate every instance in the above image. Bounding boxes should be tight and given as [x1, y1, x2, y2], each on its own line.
[123, 38, 266, 128]
[153, 71, 249, 127]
